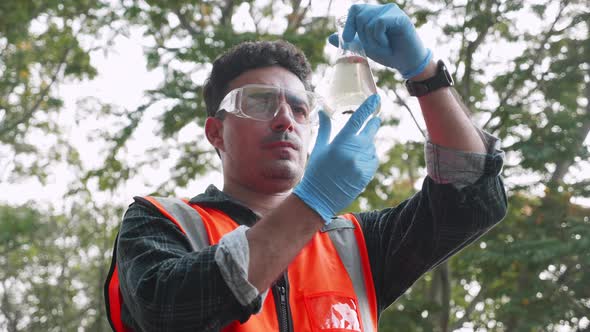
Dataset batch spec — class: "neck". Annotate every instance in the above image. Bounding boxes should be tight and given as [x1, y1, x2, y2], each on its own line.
[222, 181, 293, 217]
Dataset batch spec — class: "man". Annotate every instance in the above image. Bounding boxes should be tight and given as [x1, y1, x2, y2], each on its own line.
[105, 3, 507, 331]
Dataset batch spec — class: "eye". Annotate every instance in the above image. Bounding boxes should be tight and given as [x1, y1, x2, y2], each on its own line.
[291, 105, 310, 118]
[286, 94, 311, 119]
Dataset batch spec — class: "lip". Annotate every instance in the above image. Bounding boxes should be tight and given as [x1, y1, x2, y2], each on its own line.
[262, 141, 299, 150]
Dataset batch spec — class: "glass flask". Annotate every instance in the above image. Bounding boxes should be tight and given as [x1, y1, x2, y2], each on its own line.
[322, 15, 379, 117]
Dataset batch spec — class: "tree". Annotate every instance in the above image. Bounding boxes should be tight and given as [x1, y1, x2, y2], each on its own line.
[0, 197, 118, 331]
[1, 2, 120, 330]
[0, 0, 116, 182]
[367, 0, 590, 330]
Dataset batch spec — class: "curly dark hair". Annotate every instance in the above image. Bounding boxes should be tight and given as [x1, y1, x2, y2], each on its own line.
[203, 40, 313, 118]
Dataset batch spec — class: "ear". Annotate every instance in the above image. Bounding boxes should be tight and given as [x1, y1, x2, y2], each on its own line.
[205, 117, 225, 152]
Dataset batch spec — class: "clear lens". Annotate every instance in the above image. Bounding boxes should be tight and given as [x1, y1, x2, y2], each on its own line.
[241, 86, 279, 119]
[218, 84, 321, 124]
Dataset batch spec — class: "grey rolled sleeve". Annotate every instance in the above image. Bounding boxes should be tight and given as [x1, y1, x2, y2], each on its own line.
[425, 131, 503, 189]
[214, 225, 268, 313]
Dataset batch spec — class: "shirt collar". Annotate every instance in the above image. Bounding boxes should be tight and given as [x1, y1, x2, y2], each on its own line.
[188, 184, 261, 226]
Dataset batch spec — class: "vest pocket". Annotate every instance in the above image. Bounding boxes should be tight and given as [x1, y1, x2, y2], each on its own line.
[303, 292, 362, 331]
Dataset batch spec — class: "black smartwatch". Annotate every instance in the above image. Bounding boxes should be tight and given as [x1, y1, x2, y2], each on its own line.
[405, 60, 454, 97]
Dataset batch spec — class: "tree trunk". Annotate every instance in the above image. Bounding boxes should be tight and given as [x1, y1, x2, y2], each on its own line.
[429, 263, 451, 332]
[439, 263, 451, 332]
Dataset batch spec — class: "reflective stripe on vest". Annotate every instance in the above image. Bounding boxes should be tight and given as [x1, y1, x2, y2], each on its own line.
[325, 215, 378, 331]
[105, 196, 377, 331]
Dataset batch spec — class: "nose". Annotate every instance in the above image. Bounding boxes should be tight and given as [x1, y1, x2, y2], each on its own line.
[270, 102, 295, 132]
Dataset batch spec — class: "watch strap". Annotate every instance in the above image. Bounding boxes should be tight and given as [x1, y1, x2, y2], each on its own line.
[405, 60, 454, 97]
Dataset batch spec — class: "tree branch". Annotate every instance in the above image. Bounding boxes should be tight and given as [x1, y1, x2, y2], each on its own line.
[286, 0, 310, 33]
[459, 0, 497, 102]
[482, 0, 570, 132]
[220, 0, 235, 28]
[391, 89, 426, 138]
[174, 8, 200, 39]
[249, 3, 261, 35]
[0, 46, 72, 138]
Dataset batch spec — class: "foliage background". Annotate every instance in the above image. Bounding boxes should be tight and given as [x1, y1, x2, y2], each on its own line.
[0, 0, 588, 331]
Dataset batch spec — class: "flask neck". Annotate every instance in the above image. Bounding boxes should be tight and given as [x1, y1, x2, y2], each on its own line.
[336, 15, 367, 57]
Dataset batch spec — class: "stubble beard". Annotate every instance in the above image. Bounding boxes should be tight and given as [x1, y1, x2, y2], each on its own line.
[262, 159, 303, 182]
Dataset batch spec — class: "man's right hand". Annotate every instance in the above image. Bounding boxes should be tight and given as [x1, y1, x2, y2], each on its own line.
[293, 94, 382, 224]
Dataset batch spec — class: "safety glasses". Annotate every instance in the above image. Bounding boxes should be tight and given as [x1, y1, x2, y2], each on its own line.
[217, 84, 323, 125]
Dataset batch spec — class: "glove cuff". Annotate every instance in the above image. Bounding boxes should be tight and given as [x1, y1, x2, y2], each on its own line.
[292, 181, 335, 225]
[401, 49, 433, 79]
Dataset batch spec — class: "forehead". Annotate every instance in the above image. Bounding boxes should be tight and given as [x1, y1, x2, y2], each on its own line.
[227, 66, 307, 92]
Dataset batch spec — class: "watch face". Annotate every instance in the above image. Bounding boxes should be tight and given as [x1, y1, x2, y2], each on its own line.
[440, 62, 455, 86]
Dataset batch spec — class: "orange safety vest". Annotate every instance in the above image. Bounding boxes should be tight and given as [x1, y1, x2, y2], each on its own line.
[105, 197, 378, 331]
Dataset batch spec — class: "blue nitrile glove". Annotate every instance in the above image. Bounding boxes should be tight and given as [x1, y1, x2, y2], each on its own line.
[328, 3, 432, 79]
[293, 94, 382, 224]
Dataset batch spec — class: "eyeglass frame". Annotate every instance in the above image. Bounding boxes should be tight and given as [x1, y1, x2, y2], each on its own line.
[215, 84, 324, 125]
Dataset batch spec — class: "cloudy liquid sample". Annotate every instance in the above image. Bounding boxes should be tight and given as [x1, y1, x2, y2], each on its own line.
[325, 55, 378, 116]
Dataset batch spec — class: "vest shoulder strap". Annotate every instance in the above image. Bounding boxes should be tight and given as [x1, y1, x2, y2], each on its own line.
[146, 196, 210, 250]
[323, 215, 377, 332]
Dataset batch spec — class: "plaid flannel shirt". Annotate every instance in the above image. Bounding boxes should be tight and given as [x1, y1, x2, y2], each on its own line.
[115, 133, 507, 331]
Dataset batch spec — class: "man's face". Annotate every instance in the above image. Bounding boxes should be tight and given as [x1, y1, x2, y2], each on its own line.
[207, 66, 315, 194]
